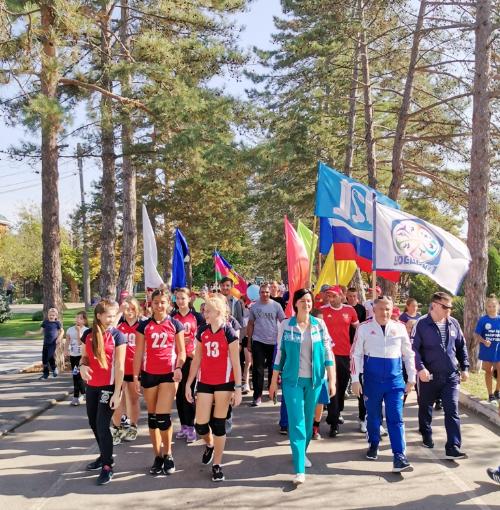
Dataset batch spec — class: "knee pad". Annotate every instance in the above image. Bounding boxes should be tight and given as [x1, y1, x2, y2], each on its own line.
[210, 417, 226, 437]
[156, 413, 172, 431]
[195, 422, 210, 436]
[147, 413, 158, 429]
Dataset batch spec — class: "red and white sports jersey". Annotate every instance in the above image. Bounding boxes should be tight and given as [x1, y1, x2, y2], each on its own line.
[137, 316, 184, 374]
[321, 304, 359, 356]
[81, 328, 126, 387]
[117, 319, 140, 376]
[171, 310, 204, 358]
[196, 324, 238, 385]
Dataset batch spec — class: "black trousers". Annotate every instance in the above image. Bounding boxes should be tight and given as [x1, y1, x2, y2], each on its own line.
[86, 385, 115, 467]
[251, 341, 275, 400]
[327, 355, 351, 428]
[175, 357, 195, 426]
[70, 355, 86, 398]
[42, 343, 57, 377]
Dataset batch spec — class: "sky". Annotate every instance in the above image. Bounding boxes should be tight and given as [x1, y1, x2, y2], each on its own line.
[0, 0, 283, 227]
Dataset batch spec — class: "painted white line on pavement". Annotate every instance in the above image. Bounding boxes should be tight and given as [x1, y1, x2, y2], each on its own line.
[421, 447, 492, 510]
[29, 443, 99, 510]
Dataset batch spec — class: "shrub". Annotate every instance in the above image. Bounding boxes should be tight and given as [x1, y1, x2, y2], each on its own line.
[0, 292, 11, 323]
[32, 310, 44, 321]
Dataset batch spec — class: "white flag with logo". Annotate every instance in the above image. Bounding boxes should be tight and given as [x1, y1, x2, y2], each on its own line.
[142, 204, 164, 289]
[374, 203, 471, 294]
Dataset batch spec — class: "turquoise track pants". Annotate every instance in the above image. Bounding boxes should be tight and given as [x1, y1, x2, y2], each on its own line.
[282, 377, 322, 474]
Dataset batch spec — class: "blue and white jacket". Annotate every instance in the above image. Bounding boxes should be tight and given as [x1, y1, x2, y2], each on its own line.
[350, 319, 416, 385]
[273, 316, 334, 388]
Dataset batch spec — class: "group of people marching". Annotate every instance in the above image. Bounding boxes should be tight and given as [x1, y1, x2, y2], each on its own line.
[36, 281, 500, 486]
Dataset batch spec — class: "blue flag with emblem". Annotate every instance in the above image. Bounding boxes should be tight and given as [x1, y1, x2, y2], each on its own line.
[171, 228, 190, 290]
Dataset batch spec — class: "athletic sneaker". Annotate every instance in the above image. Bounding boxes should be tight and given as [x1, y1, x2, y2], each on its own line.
[392, 454, 413, 473]
[120, 415, 131, 428]
[212, 464, 225, 482]
[112, 426, 122, 446]
[150, 456, 164, 475]
[186, 426, 197, 443]
[250, 398, 261, 407]
[422, 435, 434, 449]
[279, 426, 288, 435]
[202, 445, 215, 465]
[38, 374, 48, 380]
[293, 473, 305, 485]
[488, 394, 496, 403]
[304, 456, 312, 468]
[380, 425, 388, 437]
[97, 465, 113, 485]
[123, 425, 138, 442]
[445, 448, 467, 460]
[434, 399, 443, 411]
[70, 397, 80, 406]
[338, 414, 345, 425]
[242, 384, 250, 395]
[359, 419, 367, 433]
[52, 368, 58, 378]
[176, 425, 188, 439]
[329, 426, 339, 438]
[163, 454, 175, 475]
[494, 390, 500, 400]
[312, 425, 321, 440]
[366, 444, 379, 460]
[86, 457, 103, 471]
[486, 467, 500, 484]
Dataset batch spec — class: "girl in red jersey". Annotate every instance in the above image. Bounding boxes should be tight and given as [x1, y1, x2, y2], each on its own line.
[79, 300, 126, 485]
[133, 287, 185, 476]
[111, 297, 142, 443]
[171, 288, 205, 443]
[186, 295, 242, 482]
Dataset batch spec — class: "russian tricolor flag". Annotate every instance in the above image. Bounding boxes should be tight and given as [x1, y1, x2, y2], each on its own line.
[315, 162, 400, 282]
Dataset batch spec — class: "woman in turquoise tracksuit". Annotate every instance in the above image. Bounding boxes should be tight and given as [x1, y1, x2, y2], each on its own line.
[269, 288, 336, 485]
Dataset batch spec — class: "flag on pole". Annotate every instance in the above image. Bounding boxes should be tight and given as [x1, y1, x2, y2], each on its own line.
[285, 216, 310, 317]
[297, 220, 318, 271]
[315, 162, 400, 282]
[142, 204, 164, 289]
[315, 246, 357, 291]
[213, 251, 248, 297]
[374, 203, 471, 294]
[171, 228, 190, 291]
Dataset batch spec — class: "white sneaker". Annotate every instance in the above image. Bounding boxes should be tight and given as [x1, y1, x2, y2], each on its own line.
[304, 456, 312, 468]
[380, 425, 388, 437]
[293, 473, 305, 485]
[359, 419, 367, 433]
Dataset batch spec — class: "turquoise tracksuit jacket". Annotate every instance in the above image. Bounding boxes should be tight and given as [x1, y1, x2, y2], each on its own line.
[273, 316, 334, 388]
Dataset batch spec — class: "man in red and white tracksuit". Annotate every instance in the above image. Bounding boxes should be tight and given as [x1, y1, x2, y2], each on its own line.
[351, 296, 416, 473]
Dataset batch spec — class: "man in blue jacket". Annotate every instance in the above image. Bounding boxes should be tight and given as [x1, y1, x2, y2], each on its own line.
[411, 292, 469, 460]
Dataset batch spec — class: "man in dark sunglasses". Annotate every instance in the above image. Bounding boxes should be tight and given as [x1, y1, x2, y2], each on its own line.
[411, 292, 469, 460]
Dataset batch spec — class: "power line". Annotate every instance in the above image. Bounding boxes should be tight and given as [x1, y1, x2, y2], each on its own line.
[0, 169, 76, 190]
[0, 173, 77, 195]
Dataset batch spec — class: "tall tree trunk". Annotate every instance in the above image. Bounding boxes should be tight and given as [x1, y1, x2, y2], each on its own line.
[40, 1, 63, 314]
[464, 0, 492, 371]
[116, 0, 137, 299]
[98, 2, 117, 299]
[388, 0, 427, 201]
[359, 0, 377, 189]
[343, 37, 360, 178]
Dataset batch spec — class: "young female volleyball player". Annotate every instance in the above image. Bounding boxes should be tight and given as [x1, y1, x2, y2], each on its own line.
[65, 311, 89, 405]
[79, 300, 126, 485]
[133, 287, 186, 476]
[111, 297, 142, 442]
[171, 288, 205, 443]
[185, 295, 242, 482]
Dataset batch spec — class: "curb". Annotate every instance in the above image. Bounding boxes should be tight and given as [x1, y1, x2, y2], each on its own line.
[0, 388, 71, 438]
[459, 388, 500, 428]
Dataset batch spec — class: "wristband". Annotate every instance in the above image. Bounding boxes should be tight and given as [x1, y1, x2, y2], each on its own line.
[234, 384, 242, 389]
[174, 367, 182, 371]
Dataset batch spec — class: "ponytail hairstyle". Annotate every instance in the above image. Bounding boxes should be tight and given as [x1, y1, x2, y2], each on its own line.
[77, 311, 89, 327]
[92, 300, 116, 369]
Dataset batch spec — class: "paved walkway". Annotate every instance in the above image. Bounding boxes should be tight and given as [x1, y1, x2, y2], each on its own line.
[0, 339, 43, 375]
[0, 380, 498, 509]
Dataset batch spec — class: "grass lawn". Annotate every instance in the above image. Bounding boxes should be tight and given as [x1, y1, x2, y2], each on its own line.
[461, 370, 492, 402]
[0, 309, 86, 338]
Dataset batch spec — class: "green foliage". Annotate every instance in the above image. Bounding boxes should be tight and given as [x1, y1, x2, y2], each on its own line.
[487, 247, 500, 297]
[451, 296, 465, 329]
[31, 310, 44, 322]
[409, 274, 440, 307]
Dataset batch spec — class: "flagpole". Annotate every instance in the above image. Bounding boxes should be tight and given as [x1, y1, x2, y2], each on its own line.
[214, 248, 219, 290]
[308, 215, 317, 287]
[372, 191, 377, 301]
